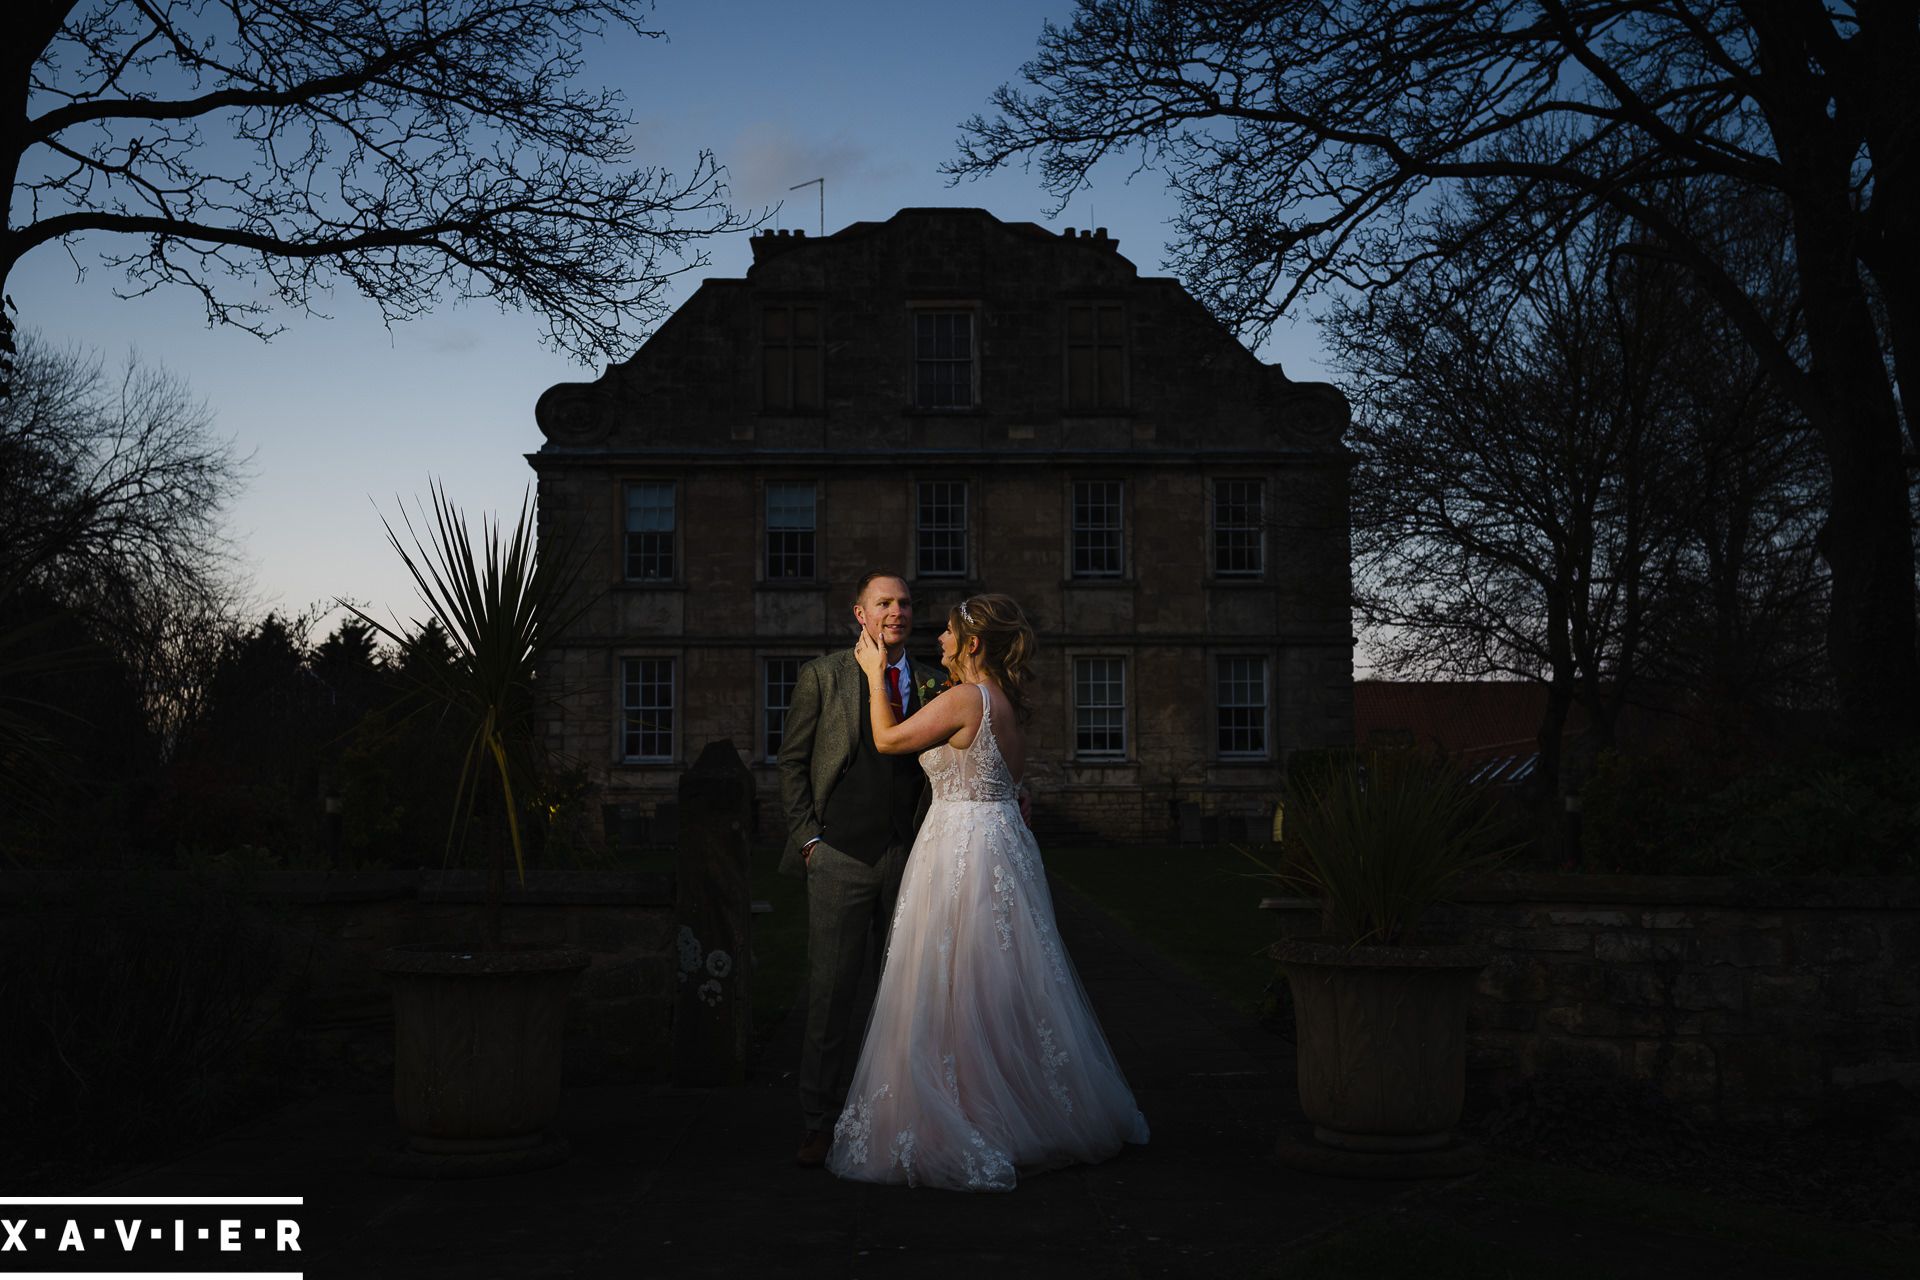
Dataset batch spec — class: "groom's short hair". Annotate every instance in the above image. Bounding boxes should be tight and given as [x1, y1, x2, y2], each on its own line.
[851, 571, 911, 607]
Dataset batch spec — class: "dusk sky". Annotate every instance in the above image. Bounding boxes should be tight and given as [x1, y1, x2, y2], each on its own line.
[14, 0, 1333, 639]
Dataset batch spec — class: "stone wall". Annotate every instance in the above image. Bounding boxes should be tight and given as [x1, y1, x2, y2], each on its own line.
[1429, 875, 1920, 1124]
[2, 870, 681, 1088]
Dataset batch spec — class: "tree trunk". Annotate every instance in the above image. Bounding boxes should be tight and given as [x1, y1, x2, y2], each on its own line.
[1792, 227, 1919, 750]
[1750, 3, 1920, 750]
[1537, 586, 1576, 800]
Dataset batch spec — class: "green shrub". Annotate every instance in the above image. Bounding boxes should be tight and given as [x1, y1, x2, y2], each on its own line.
[1273, 749, 1519, 945]
[1580, 746, 1920, 875]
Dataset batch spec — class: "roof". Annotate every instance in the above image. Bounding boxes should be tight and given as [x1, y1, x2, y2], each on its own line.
[747, 206, 1130, 265]
[1352, 680, 1592, 758]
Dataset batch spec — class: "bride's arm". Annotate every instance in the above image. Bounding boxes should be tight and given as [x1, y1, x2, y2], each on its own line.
[853, 629, 975, 754]
[870, 683, 974, 754]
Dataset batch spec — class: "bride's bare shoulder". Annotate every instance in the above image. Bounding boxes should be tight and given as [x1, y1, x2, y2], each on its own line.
[940, 682, 986, 748]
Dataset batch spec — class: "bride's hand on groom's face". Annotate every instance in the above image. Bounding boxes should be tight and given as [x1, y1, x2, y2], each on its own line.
[854, 628, 886, 679]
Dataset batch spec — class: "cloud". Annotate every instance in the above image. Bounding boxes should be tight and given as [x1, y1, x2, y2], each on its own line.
[719, 122, 914, 227]
[422, 326, 482, 354]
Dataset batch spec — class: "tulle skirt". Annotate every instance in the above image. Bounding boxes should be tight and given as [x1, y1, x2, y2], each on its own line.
[826, 798, 1149, 1191]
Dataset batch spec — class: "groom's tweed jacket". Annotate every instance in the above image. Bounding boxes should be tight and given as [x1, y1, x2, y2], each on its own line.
[777, 647, 939, 879]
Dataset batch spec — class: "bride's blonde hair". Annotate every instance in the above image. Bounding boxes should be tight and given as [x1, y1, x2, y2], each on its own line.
[950, 594, 1036, 719]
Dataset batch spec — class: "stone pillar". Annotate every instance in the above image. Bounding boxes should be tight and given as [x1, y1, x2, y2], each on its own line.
[672, 740, 754, 1085]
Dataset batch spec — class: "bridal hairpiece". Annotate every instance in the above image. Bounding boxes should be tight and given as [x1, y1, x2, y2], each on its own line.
[957, 600, 976, 626]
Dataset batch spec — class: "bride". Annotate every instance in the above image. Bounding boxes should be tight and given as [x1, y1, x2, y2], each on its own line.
[826, 593, 1149, 1191]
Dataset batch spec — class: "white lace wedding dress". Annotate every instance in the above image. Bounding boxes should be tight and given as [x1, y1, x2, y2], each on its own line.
[826, 684, 1149, 1191]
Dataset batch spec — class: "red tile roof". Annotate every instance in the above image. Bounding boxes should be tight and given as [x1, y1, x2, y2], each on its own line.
[1353, 680, 1589, 758]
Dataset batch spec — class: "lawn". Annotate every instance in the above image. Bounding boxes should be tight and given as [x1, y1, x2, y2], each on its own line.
[1041, 843, 1290, 1018]
[743, 842, 1288, 1030]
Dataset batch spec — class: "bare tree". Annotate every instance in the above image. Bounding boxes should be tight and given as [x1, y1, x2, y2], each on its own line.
[1646, 206, 1830, 741]
[1338, 209, 1698, 794]
[952, 0, 1917, 748]
[1341, 178, 1827, 790]
[0, 331, 248, 745]
[3, 0, 753, 369]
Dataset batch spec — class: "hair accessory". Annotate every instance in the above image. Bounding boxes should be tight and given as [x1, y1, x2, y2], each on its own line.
[957, 600, 975, 626]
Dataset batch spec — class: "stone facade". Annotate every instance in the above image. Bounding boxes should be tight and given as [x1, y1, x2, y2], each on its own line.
[530, 207, 1354, 843]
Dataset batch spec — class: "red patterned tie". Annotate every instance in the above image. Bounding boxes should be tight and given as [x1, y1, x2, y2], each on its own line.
[885, 665, 902, 717]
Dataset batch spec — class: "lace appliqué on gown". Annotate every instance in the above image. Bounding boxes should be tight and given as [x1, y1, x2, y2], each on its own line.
[826, 685, 1149, 1192]
[834, 1083, 890, 1167]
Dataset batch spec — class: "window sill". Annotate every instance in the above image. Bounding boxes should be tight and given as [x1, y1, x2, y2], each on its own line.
[1061, 577, 1133, 589]
[615, 581, 688, 592]
[616, 759, 680, 768]
[1214, 757, 1274, 766]
[1207, 577, 1270, 588]
[755, 579, 827, 591]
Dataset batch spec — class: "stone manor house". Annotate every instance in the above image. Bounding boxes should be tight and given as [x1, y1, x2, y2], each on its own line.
[530, 207, 1353, 844]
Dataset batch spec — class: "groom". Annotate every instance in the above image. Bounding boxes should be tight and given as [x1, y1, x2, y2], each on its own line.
[778, 571, 938, 1167]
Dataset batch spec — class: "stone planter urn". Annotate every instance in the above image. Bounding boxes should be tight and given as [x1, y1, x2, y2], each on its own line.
[1270, 936, 1489, 1178]
[372, 945, 589, 1178]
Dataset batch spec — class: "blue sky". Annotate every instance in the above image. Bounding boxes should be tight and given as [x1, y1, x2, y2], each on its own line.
[14, 1, 1333, 638]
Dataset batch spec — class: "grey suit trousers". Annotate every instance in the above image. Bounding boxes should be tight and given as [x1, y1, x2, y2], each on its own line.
[799, 838, 910, 1131]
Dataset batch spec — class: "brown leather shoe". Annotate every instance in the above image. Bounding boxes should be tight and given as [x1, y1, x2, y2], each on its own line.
[796, 1128, 831, 1167]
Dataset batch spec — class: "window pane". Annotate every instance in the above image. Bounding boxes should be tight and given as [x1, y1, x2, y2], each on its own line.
[915, 311, 975, 408]
[764, 657, 801, 760]
[766, 482, 815, 529]
[763, 530, 811, 579]
[1215, 657, 1267, 756]
[626, 481, 675, 531]
[624, 481, 676, 581]
[621, 657, 675, 760]
[1071, 481, 1123, 578]
[1074, 656, 1126, 756]
[1212, 479, 1264, 576]
[923, 312, 969, 358]
[916, 480, 968, 577]
[764, 483, 815, 579]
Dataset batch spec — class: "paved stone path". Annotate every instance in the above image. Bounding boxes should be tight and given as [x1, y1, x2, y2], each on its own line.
[94, 881, 1888, 1277]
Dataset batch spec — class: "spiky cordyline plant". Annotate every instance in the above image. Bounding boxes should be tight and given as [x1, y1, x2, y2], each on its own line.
[1274, 750, 1518, 947]
[347, 482, 591, 890]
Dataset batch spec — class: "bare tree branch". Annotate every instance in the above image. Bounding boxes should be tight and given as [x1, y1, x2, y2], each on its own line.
[954, 0, 1914, 747]
[6, 0, 758, 362]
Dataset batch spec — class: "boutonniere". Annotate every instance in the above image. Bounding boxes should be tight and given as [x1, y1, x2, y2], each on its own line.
[916, 675, 944, 703]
